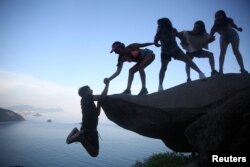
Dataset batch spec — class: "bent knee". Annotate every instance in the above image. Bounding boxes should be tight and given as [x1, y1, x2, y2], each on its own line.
[129, 68, 137, 75]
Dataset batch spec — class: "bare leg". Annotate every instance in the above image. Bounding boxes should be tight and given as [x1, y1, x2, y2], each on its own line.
[139, 70, 146, 88]
[176, 52, 202, 74]
[159, 59, 170, 87]
[126, 64, 139, 90]
[185, 54, 193, 81]
[126, 54, 155, 91]
[199, 50, 216, 71]
[219, 40, 229, 74]
[231, 38, 246, 71]
[138, 54, 155, 88]
[194, 50, 218, 75]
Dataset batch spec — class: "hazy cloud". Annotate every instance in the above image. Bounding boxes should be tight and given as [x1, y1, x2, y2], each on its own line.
[0, 70, 80, 113]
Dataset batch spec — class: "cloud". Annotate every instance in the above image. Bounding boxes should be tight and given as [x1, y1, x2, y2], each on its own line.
[0, 70, 80, 113]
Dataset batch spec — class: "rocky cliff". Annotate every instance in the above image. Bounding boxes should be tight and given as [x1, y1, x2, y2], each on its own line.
[100, 74, 250, 162]
[0, 108, 25, 122]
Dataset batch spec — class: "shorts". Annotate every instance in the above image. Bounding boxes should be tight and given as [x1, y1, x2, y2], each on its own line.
[140, 48, 154, 59]
[186, 49, 204, 58]
[134, 49, 155, 66]
[220, 29, 239, 43]
[161, 48, 183, 62]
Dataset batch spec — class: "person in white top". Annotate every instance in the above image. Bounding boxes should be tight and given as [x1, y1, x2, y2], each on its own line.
[181, 20, 219, 82]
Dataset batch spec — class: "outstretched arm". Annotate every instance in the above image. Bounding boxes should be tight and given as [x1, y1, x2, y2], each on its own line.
[104, 63, 123, 84]
[210, 24, 217, 36]
[205, 35, 215, 44]
[175, 29, 188, 46]
[232, 23, 243, 32]
[127, 42, 154, 49]
[94, 83, 109, 115]
[154, 31, 161, 47]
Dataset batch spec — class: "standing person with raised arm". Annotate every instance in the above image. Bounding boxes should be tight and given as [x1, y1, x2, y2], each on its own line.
[180, 20, 219, 82]
[210, 10, 248, 74]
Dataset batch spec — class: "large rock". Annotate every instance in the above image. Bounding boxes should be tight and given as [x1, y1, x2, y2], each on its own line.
[0, 108, 25, 122]
[100, 74, 250, 153]
[185, 89, 250, 163]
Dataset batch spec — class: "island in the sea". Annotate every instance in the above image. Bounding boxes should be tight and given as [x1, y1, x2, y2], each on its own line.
[0, 107, 25, 122]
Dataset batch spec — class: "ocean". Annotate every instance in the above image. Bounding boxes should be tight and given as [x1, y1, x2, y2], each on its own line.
[0, 114, 168, 167]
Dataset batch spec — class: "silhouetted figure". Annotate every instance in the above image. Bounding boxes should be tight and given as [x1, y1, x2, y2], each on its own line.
[180, 20, 219, 82]
[104, 41, 155, 96]
[154, 18, 206, 91]
[66, 84, 109, 157]
[210, 10, 248, 74]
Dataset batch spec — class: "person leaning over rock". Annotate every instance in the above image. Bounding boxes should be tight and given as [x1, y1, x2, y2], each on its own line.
[104, 41, 155, 96]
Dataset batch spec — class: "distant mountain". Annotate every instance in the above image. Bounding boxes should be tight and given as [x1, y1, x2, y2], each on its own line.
[0, 108, 25, 122]
[6, 105, 63, 113]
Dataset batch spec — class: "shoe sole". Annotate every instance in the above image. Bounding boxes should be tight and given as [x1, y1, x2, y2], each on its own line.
[66, 128, 79, 144]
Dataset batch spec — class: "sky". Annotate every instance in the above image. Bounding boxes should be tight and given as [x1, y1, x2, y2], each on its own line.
[0, 0, 250, 122]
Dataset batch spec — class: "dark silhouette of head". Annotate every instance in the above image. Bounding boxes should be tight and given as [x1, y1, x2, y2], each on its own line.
[78, 85, 92, 97]
[193, 20, 207, 35]
[215, 10, 227, 24]
[110, 41, 125, 53]
[157, 17, 173, 31]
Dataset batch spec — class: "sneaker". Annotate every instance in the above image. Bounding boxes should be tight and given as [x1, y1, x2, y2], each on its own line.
[240, 68, 249, 74]
[158, 85, 163, 92]
[199, 72, 206, 79]
[138, 87, 148, 96]
[66, 127, 79, 144]
[186, 78, 191, 82]
[66, 128, 84, 144]
[121, 89, 131, 95]
[211, 70, 219, 76]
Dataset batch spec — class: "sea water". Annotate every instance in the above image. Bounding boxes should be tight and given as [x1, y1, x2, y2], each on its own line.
[0, 116, 168, 167]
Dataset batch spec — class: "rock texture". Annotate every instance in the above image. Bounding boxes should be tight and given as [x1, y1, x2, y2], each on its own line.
[100, 74, 250, 156]
[0, 108, 25, 122]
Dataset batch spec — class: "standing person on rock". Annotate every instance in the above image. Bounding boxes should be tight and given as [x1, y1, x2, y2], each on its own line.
[210, 10, 248, 74]
[180, 20, 219, 82]
[154, 18, 206, 91]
